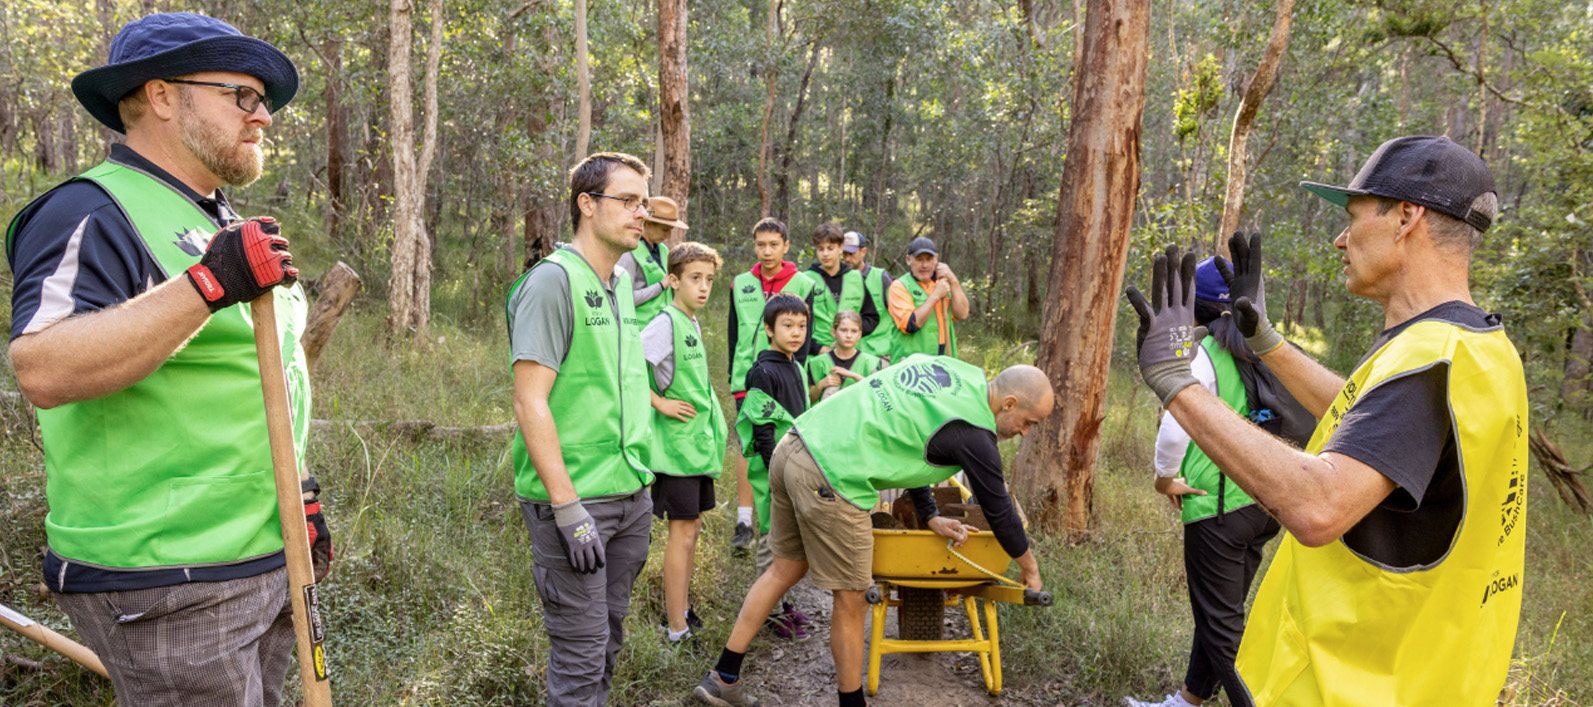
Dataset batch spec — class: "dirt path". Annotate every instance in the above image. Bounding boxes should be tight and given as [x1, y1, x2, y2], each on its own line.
[740, 579, 1047, 706]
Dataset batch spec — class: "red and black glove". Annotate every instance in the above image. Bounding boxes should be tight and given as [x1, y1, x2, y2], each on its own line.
[185, 217, 299, 312]
[303, 476, 332, 583]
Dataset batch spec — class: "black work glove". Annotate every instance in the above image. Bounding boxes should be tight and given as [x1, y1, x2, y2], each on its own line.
[1214, 231, 1284, 355]
[552, 500, 606, 574]
[185, 217, 299, 313]
[1126, 246, 1208, 405]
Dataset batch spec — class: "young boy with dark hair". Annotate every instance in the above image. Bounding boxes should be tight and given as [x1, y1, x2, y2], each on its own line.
[726, 218, 816, 552]
[640, 241, 728, 646]
[804, 222, 872, 354]
[733, 293, 816, 642]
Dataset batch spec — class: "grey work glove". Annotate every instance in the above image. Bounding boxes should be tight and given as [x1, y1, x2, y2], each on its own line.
[552, 500, 605, 574]
[1126, 246, 1208, 405]
[1214, 231, 1285, 355]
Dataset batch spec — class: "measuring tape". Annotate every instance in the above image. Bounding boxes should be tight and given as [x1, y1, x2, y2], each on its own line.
[945, 539, 1023, 588]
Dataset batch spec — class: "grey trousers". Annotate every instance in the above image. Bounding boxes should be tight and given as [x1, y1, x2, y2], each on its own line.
[520, 489, 653, 707]
[55, 566, 295, 707]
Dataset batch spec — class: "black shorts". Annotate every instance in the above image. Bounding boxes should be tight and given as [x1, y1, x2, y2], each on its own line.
[651, 474, 716, 520]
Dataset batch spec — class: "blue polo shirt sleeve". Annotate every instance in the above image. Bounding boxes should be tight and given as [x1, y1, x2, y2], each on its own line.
[7, 181, 161, 341]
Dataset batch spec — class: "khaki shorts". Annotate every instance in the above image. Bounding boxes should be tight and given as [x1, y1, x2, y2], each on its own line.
[768, 433, 874, 591]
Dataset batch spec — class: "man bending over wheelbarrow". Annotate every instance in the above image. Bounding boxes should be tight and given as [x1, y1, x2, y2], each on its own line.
[693, 356, 1054, 707]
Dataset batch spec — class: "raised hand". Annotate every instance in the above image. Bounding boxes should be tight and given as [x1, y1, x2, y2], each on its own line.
[1125, 245, 1208, 404]
[1214, 231, 1284, 355]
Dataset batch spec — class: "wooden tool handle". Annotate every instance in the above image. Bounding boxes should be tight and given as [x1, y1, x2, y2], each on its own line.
[250, 293, 333, 706]
[0, 603, 109, 678]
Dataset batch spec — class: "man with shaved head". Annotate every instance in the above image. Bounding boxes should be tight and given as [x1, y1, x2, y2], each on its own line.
[693, 355, 1052, 707]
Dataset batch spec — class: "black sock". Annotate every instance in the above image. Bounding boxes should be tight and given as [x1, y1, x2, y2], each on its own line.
[839, 687, 867, 707]
[714, 648, 746, 683]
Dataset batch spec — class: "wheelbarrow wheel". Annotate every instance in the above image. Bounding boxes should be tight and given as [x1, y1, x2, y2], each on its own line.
[897, 587, 945, 641]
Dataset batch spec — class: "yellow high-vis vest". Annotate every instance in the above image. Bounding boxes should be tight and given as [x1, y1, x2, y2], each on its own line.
[1235, 318, 1528, 706]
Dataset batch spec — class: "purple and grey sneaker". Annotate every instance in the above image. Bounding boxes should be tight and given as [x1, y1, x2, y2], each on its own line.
[781, 601, 813, 627]
[763, 614, 811, 643]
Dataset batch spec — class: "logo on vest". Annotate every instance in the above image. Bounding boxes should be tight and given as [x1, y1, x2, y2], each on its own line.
[582, 289, 612, 326]
[760, 400, 777, 419]
[1499, 415, 1525, 546]
[173, 228, 210, 257]
[1480, 570, 1519, 606]
[584, 290, 605, 308]
[742, 284, 756, 295]
[685, 334, 699, 348]
[893, 363, 956, 398]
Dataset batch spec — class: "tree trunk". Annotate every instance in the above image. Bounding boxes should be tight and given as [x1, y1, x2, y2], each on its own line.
[575, 0, 592, 158]
[659, 0, 691, 243]
[324, 40, 347, 244]
[1012, 0, 1153, 540]
[385, 0, 442, 340]
[775, 41, 821, 222]
[523, 0, 562, 270]
[1216, 0, 1295, 257]
[871, 69, 898, 237]
[756, 0, 779, 217]
[302, 262, 364, 369]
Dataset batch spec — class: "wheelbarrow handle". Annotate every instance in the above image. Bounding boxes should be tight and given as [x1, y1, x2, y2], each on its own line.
[1024, 589, 1053, 607]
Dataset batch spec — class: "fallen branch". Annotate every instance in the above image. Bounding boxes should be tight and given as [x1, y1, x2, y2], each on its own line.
[1528, 428, 1593, 514]
[309, 419, 514, 442]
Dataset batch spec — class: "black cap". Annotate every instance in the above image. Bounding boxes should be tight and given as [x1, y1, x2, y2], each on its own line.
[1300, 136, 1496, 231]
[906, 236, 938, 256]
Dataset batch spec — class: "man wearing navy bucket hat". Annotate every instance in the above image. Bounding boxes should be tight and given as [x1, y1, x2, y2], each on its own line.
[5, 12, 325, 705]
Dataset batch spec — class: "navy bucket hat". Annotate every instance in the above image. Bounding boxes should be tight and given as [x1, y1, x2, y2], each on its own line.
[71, 12, 298, 134]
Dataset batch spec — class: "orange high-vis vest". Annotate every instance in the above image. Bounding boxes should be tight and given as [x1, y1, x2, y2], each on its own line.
[1235, 319, 1528, 706]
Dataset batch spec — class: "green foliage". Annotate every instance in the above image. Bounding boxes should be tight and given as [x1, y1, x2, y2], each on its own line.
[1174, 54, 1224, 142]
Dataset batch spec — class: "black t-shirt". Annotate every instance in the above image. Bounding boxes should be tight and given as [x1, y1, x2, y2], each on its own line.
[1323, 301, 1499, 570]
[746, 350, 809, 467]
[905, 422, 1029, 558]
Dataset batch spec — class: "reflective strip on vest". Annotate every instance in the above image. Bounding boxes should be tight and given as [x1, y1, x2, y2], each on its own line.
[794, 355, 994, 509]
[1235, 319, 1528, 705]
[641, 305, 727, 479]
[17, 161, 309, 569]
[507, 247, 654, 501]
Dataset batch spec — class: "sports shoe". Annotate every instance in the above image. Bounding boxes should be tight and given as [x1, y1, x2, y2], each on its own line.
[781, 601, 812, 627]
[731, 522, 755, 554]
[660, 607, 705, 630]
[1122, 693, 1197, 707]
[694, 670, 761, 706]
[764, 614, 811, 643]
[665, 627, 702, 651]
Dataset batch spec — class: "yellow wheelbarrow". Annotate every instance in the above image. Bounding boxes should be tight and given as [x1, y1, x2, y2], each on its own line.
[864, 523, 1052, 696]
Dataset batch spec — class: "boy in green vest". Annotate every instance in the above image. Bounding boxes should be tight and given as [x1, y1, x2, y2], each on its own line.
[726, 218, 817, 552]
[733, 293, 817, 642]
[618, 195, 686, 322]
[807, 310, 885, 403]
[841, 230, 897, 360]
[639, 241, 728, 646]
[506, 152, 656, 706]
[887, 236, 970, 359]
[803, 222, 870, 353]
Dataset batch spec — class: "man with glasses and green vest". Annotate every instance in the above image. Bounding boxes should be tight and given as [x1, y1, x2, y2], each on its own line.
[694, 357, 1052, 707]
[617, 195, 686, 323]
[1126, 136, 1526, 705]
[5, 13, 326, 704]
[887, 236, 970, 360]
[506, 151, 656, 706]
[841, 230, 896, 360]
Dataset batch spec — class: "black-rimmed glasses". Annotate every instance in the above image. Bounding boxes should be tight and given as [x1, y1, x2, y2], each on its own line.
[587, 192, 652, 215]
[162, 79, 273, 114]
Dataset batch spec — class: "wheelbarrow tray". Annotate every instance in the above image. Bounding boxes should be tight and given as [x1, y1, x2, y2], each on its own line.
[871, 528, 1010, 582]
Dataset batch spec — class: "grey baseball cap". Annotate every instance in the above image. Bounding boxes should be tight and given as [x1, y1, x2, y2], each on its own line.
[906, 236, 938, 256]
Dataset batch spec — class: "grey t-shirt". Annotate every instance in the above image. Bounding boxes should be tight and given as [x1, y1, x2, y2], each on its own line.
[640, 311, 699, 392]
[507, 248, 624, 371]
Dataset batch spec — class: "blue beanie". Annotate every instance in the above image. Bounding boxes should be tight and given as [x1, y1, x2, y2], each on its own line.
[1194, 257, 1229, 302]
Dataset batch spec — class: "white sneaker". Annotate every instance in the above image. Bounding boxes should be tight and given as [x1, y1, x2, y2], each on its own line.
[1122, 694, 1196, 707]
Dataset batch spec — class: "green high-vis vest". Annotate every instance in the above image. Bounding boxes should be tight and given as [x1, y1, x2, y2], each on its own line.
[858, 265, 897, 358]
[806, 350, 885, 393]
[805, 267, 864, 348]
[6, 160, 311, 569]
[893, 277, 957, 359]
[641, 305, 727, 478]
[794, 355, 994, 510]
[1177, 337, 1259, 523]
[734, 387, 797, 533]
[729, 268, 815, 393]
[631, 240, 671, 323]
[506, 247, 654, 501]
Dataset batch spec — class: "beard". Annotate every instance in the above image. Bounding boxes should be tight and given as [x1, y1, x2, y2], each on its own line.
[176, 101, 264, 188]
